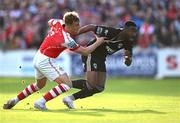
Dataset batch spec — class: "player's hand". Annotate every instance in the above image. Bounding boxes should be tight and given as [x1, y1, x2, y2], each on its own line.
[124, 56, 132, 66]
[124, 50, 132, 66]
[95, 35, 107, 43]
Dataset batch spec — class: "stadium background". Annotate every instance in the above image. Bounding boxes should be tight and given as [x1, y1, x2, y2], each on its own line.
[0, 0, 180, 78]
[0, 0, 180, 123]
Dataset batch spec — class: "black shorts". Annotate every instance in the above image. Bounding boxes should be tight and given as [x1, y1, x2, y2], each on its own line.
[82, 55, 106, 72]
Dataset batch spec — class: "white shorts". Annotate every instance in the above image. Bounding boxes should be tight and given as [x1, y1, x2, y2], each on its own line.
[33, 50, 66, 81]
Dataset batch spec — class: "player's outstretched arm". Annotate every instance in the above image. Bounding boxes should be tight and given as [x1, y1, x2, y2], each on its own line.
[78, 24, 119, 40]
[74, 36, 105, 56]
[77, 24, 96, 35]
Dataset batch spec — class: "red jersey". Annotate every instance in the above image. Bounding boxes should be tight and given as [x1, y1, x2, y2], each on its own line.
[39, 19, 80, 58]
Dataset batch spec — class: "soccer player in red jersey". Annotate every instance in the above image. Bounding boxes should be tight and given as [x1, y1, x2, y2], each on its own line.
[3, 11, 105, 110]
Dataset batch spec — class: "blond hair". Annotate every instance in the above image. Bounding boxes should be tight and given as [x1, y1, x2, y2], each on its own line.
[63, 11, 80, 25]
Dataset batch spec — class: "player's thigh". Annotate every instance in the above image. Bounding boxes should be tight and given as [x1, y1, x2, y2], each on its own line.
[41, 62, 72, 86]
[34, 67, 45, 80]
[37, 58, 67, 82]
[86, 71, 106, 88]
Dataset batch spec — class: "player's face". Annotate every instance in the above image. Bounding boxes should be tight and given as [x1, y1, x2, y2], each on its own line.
[70, 21, 80, 35]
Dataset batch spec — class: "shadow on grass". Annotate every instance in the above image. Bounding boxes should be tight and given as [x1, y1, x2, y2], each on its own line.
[9, 108, 166, 117]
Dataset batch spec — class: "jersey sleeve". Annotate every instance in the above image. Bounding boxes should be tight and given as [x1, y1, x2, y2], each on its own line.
[95, 26, 120, 40]
[61, 31, 80, 51]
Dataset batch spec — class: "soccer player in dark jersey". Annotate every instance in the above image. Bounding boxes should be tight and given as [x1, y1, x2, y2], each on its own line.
[62, 21, 138, 109]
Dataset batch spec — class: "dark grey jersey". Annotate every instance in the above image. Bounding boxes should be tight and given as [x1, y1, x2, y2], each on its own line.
[84, 26, 133, 61]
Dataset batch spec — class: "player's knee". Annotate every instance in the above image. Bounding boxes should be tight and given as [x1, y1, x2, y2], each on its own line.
[98, 86, 105, 92]
[37, 82, 45, 89]
[36, 78, 47, 89]
[54, 74, 72, 87]
[87, 85, 105, 96]
[94, 85, 105, 93]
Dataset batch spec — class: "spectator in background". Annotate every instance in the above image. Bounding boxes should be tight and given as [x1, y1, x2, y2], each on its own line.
[174, 12, 180, 46]
[155, 22, 171, 47]
[0, 0, 179, 49]
[138, 18, 155, 48]
[0, 10, 6, 49]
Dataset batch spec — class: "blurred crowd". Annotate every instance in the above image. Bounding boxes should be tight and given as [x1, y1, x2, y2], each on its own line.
[0, 0, 180, 50]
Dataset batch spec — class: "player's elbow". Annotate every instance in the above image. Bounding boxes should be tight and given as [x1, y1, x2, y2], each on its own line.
[88, 24, 96, 32]
[93, 85, 105, 93]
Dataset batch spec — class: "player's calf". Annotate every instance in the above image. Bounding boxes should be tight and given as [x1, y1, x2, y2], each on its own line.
[71, 85, 105, 100]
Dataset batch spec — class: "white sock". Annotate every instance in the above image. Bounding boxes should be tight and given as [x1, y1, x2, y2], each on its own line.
[38, 97, 46, 104]
[14, 97, 19, 104]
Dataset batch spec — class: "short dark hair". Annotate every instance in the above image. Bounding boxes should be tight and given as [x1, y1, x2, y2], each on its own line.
[124, 21, 137, 28]
[63, 11, 80, 25]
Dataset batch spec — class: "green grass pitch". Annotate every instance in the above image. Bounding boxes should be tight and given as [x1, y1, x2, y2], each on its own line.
[0, 77, 180, 123]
